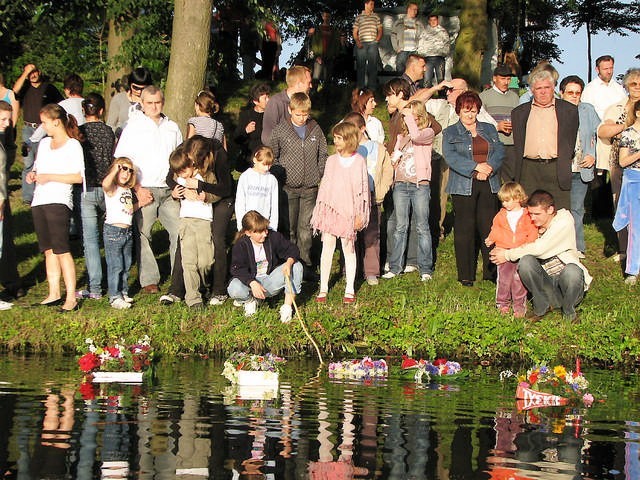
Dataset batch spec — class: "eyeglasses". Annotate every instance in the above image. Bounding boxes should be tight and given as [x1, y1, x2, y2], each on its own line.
[564, 90, 582, 96]
[130, 84, 145, 92]
[118, 165, 134, 173]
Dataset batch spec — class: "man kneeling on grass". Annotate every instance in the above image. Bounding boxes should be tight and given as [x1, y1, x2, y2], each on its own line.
[489, 190, 592, 322]
[228, 210, 303, 323]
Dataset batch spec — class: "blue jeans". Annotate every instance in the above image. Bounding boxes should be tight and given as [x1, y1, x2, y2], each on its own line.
[355, 41, 379, 89]
[103, 223, 133, 300]
[570, 172, 589, 253]
[227, 262, 303, 301]
[81, 187, 106, 294]
[424, 56, 445, 87]
[389, 182, 433, 275]
[517, 255, 585, 318]
[21, 125, 38, 204]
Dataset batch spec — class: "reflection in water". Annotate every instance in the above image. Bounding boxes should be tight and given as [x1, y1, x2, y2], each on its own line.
[0, 355, 639, 479]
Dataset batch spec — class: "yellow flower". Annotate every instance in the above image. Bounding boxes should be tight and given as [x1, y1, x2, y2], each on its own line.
[554, 365, 566, 379]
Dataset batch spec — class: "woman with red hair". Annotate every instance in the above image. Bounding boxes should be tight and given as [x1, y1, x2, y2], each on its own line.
[443, 91, 504, 287]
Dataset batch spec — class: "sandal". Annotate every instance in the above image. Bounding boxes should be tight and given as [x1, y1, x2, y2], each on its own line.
[343, 293, 356, 304]
[316, 292, 328, 303]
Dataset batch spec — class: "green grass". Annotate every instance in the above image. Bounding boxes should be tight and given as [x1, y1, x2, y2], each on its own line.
[2, 82, 639, 365]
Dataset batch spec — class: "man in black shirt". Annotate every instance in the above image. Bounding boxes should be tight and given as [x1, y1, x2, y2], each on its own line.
[13, 64, 63, 204]
[233, 83, 270, 172]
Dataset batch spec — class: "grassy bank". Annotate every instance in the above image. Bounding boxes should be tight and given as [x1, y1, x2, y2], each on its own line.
[1, 82, 638, 366]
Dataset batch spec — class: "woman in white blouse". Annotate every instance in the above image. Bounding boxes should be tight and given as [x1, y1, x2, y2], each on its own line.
[26, 104, 84, 312]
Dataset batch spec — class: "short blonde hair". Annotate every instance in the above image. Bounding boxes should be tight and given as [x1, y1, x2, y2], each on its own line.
[332, 121, 360, 154]
[286, 66, 311, 88]
[289, 92, 311, 112]
[498, 182, 528, 205]
[253, 145, 274, 166]
[406, 100, 431, 130]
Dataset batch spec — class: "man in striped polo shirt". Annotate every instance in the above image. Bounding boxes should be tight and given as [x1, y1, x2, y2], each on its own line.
[353, 0, 383, 89]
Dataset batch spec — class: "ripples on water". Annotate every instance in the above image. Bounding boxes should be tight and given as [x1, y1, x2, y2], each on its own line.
[0, 354, 639, 479]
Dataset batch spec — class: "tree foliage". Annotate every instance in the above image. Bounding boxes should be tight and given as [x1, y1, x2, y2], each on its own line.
[0, 0, 573, 93]
[489, 0, 562, 74]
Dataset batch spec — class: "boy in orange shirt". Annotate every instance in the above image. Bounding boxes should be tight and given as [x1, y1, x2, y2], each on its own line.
[486, 182, 538, 317]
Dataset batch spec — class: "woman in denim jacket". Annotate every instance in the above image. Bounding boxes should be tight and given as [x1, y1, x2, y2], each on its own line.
[443, 91, 504, 286]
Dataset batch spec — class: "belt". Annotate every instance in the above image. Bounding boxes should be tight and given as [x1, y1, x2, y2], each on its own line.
[524, 157, 557, 164]
[24, 122, 39, 128]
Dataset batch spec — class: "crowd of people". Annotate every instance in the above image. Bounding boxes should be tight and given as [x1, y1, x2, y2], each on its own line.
[0, 23, 637, 324]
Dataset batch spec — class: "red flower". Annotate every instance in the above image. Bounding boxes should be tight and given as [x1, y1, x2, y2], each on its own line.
[107, 347, 120, 358]
[529, 373, 538, 385]
[78, 353, 100, 372]
[79, 381, 97, 400]
[402, 355, 419, 369]
[433, 358, 447, 366]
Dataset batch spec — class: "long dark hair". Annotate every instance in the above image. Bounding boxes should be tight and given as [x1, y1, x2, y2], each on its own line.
[183, 135, 214, 173]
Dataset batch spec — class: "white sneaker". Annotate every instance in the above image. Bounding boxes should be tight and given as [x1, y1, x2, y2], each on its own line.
[366, 276, 379, 286]
[233, 299, 244, 307]
[159, 294, 180, 305]
[244, 298, 258, 317]
[404, 265, 418, 273]
[381, 271, 397, 279]
[122, 294, 134, 303]
[279, 304, 293, 323]
[612, 253, 626, 263]
[624, 275, 637, 285]
[209, 294, 228, 306]
[421, 273, 433, 282]
[0, 300, 13, 311]
[111, 298, 131, 310]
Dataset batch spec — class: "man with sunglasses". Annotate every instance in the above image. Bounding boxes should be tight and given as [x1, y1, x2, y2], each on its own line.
[114, 85, 183, 294]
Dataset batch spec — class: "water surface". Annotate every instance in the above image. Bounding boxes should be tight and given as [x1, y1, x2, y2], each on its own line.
[0, 354, 638, 479]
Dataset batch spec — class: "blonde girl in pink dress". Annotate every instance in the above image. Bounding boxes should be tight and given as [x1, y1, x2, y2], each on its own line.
[311, 122, 370, 304]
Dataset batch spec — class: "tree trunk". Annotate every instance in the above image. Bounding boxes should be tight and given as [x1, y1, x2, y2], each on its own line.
[165, 0, 213, 138]
[453, 0, 489, 89]
[105, 19, 132, 111]
[586, 21, 592, 81]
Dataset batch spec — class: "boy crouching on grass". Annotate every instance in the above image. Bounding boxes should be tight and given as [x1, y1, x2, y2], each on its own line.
[169, 146, 215, 309]
[228, 211, 303, 323]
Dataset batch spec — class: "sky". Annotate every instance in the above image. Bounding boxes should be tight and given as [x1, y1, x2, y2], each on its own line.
[554, 26, 639, 83]
[279, 24, 639, 85]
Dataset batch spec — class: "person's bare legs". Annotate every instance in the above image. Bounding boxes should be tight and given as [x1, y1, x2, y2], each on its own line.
[58, 252, 77, 309]
[42, 249, 61, 303]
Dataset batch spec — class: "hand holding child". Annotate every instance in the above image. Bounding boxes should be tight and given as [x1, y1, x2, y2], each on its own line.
[171, 185, 185, 200]
[135, 186, 154, 207]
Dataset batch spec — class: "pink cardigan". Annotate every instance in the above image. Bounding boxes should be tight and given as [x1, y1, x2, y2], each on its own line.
[310, 152, 370, 240]
[394, 114, 435, 184]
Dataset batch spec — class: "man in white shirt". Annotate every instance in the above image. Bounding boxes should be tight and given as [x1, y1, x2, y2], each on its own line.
[581, 55, 627, 119]
[114, 86, 183, 293]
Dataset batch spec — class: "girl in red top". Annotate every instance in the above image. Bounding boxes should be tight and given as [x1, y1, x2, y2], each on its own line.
[485, 182, 538, 317]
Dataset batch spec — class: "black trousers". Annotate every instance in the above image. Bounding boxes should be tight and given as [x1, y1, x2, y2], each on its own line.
[451, 179, 499, 282]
